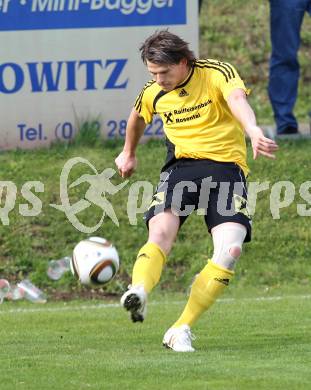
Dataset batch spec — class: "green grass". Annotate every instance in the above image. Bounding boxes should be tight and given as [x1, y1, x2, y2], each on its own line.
[0, 288, 310, 389]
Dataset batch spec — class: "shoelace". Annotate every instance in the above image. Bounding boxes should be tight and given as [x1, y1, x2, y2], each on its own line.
[186, 328, 196, 341]
[178, 328, 196, 346]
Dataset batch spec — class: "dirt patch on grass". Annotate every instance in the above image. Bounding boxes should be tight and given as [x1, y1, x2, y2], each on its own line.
[48, 288, 119, 301]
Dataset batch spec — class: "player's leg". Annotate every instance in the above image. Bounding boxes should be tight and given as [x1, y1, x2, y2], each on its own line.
[163, 222, 246, 352]
[163, 161, 251, 351]
[171, 222, 246, 327]
[132, 210, 180, 292]
[268, 0, 306, 134]
[121, 210, 180, 322]
[121, 162, 192, 322]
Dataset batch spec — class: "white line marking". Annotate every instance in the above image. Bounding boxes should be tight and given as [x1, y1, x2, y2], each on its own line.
[0, 294, 310, 315]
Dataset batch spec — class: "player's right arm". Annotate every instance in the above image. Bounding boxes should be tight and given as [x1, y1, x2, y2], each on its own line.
[115, 108, 146, 178]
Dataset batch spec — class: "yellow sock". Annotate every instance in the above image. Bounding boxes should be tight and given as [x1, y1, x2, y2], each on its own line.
[132, 242, 166, 293]
[173, 260, 234, 328]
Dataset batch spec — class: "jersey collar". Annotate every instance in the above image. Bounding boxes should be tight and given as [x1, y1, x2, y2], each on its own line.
[175, 65, 195, 90]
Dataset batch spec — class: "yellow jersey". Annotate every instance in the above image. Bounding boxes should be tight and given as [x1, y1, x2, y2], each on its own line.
[134, 59, 250, 176]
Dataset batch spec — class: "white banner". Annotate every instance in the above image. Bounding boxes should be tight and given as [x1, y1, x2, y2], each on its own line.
[0, 0, 199, 149]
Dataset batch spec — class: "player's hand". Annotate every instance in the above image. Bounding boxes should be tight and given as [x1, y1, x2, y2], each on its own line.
[115, 151, 137, 178]
[248, 125, 279, 159]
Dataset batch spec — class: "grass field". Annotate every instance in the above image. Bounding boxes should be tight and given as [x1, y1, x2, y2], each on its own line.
[1, 287, 310, 390]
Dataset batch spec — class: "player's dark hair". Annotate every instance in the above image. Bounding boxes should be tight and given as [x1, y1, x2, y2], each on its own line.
[139, 30, 196, 66]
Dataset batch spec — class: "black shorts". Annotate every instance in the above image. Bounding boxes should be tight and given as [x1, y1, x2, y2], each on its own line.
[144, 159, 252, 242]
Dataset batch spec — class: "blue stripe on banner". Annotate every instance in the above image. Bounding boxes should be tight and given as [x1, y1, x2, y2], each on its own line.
[0, 0, 186, 31]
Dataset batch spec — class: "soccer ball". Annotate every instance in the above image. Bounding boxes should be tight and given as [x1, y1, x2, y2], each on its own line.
[70, 237, 119, 285]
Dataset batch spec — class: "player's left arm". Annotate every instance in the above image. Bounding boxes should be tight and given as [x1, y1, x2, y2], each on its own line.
[227, 88, 278, 159]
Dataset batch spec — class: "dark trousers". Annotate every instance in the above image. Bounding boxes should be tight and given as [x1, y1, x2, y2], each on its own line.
[199, 0, 203, 13]
[268, 0, 311, 134]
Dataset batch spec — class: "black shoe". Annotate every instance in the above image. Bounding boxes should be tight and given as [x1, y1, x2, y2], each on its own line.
[278, 126, 298, 135]
[120, 285, 147, 323]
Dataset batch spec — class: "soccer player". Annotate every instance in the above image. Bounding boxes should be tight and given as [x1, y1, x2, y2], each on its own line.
[115, 30, 278, 352]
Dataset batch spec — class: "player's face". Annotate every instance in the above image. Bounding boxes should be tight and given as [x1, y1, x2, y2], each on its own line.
[147, 59, 190, 91]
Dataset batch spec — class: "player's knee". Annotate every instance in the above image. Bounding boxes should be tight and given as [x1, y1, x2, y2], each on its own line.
[149, 228, 167, 244]
[148, 225, 174, 255]
[229, 245, 242, 259]
[212, 243, 242, 270]
[211, 223, 246, 270]
[148, 213, 179, 254]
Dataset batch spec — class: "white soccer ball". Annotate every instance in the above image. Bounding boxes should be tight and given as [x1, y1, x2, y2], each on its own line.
[70, 237, 119, 285]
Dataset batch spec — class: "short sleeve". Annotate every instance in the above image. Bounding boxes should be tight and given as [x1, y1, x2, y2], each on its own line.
[134, 81, 156, 124]
[210, 61, 250, 100]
